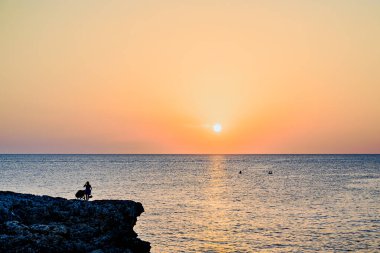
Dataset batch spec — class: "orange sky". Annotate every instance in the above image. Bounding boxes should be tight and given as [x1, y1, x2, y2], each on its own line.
[1, 1, 379, 154]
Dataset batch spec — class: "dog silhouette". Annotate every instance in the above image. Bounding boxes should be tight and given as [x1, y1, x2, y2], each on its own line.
[75, 190, 85, 200]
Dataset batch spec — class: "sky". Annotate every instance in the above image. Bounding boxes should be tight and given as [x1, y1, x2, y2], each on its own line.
[1, 0, 379, 154]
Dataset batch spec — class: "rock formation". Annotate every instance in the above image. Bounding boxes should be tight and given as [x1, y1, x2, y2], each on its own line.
[0, 191, 150, 253]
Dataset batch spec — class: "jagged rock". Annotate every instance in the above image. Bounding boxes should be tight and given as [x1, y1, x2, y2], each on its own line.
[0, 191, 150, 253]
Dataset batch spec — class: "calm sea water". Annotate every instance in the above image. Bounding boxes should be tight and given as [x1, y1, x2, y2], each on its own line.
[0, 154, 379, 252]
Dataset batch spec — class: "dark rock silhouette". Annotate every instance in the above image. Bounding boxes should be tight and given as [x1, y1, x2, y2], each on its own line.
[0, 191, 150, 253]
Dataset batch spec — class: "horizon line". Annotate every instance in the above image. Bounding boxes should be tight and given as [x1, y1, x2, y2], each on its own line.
[1, 153, 379, 155]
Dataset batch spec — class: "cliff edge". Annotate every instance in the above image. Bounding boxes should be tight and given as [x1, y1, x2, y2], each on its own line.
[0, 191, 151, 253]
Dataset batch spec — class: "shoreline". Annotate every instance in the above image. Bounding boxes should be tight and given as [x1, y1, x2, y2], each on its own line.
[0, 191, 150, 253]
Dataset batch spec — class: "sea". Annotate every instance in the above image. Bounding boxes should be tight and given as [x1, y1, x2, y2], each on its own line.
[0, 154, 379, 252]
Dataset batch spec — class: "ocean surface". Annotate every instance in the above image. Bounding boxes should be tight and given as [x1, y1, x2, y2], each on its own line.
[0, 154, 379, 252]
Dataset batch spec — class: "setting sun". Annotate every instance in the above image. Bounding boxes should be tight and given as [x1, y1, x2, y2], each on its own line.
[213, 123, 222, 133]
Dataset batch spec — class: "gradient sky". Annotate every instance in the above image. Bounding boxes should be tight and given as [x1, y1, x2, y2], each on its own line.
[1, 1, 379, 154]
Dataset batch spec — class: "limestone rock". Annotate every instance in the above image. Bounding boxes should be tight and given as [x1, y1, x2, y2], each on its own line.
[0, 191, 150, 253]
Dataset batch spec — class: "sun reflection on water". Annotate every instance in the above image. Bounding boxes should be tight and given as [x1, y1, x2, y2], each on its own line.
[198, 156, 235, 251]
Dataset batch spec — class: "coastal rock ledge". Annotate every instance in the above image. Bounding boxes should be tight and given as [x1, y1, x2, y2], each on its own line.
[0, 191, 151, 253]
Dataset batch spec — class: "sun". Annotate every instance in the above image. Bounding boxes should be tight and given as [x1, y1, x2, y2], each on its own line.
[213, 123, 222, 133]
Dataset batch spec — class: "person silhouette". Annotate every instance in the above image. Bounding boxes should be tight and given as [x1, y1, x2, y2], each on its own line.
[83, 181, 92, 200]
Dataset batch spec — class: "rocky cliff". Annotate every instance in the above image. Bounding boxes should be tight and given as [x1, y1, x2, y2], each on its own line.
[0, 191, 151, 253]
